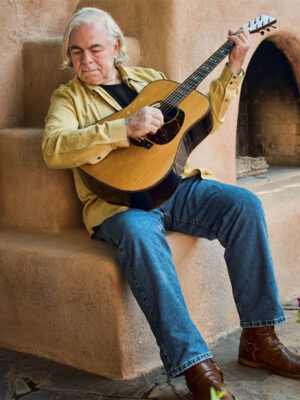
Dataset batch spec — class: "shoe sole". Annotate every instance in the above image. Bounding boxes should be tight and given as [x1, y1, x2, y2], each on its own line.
[238, 356, 300, 379]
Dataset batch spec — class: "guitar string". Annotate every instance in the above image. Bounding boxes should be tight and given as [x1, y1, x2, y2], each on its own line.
[149, 18, 274, 142]
[159, 40, 235, 116]
[160, 53, 233, 111]
[157, 19, 273, 125]
[159, 17, 268, 113]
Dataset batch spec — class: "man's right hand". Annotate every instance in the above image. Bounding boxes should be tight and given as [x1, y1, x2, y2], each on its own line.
[125, 106, 164, 139]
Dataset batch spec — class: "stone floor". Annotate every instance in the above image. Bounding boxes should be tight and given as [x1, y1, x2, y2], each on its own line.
[0, 300, 299, 400]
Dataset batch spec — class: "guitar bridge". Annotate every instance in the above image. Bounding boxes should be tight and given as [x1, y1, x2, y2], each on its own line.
[130, 137, 153, 149]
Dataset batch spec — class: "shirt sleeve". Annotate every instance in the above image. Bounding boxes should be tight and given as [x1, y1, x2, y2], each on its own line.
[42, 87, 129, 169]
[208, 63, 244, 134]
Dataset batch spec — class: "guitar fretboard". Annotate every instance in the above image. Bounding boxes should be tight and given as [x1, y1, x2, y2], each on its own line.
[162, 39, 235, 109]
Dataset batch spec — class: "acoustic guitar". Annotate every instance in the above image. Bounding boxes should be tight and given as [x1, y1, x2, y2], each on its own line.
[78, 15, 276, 211]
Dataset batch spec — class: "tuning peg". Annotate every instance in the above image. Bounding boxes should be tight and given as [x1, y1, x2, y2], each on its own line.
[260, 31, 265, 35]
[266, 28, 270, 32]
[271, 25, 277, 29]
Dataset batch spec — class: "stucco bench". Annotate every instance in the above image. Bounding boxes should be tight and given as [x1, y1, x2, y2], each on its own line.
[0, 127, 239, 379]
[0, 226, 162, 379]
[1, 127, 300, 379]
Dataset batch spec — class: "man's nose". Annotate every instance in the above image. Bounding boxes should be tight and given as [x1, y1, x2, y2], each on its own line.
[82, 50, 93, 63]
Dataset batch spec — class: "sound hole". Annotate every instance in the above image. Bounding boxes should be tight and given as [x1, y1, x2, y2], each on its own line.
[147, 104, 185, 145]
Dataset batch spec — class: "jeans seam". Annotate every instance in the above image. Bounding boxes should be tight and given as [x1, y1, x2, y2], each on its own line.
[160, 343, 172, 367]
[122, 261, 173, 368]
[126, 261, 173, 367]
[125, 263, 156, 321]
[240, 315, 286, 328]
[100, 217, 173, 369]
[173, 216, 211, 226]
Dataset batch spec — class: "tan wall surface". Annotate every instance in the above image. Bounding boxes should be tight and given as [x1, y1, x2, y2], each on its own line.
[0, 0, 77, 128]
[0, 128, 83, 233]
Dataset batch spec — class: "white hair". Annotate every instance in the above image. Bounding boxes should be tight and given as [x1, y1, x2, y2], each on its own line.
[60, 7, 128, 69]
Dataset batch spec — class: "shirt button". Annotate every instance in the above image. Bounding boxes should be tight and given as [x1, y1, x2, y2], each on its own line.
[225, 98, 229, 102]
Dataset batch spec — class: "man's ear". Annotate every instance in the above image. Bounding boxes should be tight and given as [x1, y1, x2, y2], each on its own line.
[114, 37, 121, 58]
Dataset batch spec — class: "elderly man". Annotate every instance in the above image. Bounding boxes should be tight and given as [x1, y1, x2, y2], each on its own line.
[42, 7, 300, 400]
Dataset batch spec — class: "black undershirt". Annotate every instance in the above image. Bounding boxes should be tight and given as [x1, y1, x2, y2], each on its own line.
[99, 82, 138, 108]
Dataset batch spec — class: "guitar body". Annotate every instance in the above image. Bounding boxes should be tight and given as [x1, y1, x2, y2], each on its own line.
[76, 15, 277, 210]
[78, 79, 213, 211]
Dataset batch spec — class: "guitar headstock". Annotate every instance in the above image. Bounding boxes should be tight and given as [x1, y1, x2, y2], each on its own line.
[242, 15, 277, 35]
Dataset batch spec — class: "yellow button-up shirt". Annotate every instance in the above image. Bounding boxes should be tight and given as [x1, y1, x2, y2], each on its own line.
[43, 64, 243, 235]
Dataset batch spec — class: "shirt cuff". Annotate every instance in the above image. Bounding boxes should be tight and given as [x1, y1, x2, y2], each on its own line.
[107, 118, 129, 148]
[225, 62, 245, 77]
[218, 63, 244, 90]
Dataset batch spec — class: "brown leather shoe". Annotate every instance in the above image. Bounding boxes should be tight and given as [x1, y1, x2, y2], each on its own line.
[238, 326, 300, 379]
[184, 358, 235, 400]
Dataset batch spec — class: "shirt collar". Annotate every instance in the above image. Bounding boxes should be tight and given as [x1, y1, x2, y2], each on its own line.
[77, 65, 144, 90]
[74, 66, 146, 111]
[117, 65, 145, 84]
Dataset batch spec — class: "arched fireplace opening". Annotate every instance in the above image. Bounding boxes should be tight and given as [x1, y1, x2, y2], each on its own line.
[236, 39, 300, 178]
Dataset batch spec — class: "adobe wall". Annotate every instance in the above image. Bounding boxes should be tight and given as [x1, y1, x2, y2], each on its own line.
[0, 0, 77, 128]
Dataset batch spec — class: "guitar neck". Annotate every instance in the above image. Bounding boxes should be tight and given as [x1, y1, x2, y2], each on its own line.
[161, 15, 278, 110]
[163, 39, 235, 108]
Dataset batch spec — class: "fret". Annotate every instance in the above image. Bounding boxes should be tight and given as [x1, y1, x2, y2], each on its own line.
[164, 39, 234, 107]
[161, 15, 277, 110]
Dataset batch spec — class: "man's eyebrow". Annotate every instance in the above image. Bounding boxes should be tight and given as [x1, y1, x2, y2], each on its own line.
[89, 43, 104, 49]
[69, 44, 104, 51]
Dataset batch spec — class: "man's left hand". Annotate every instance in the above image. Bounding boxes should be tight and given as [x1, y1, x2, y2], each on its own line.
[227, 29, 251, 75]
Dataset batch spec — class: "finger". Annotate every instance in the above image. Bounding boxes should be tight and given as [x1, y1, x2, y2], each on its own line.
[151, 117, 163, 131]
[227, 34, 239, 44]
[241, 30, 251, 44]
[241, 28, 250, 38]
[142, 115, 163, 131]
[238, 31, 250, 43]
[230, 35, 249, 49]
[228, 29, 249, 43]
[149, 109, 164, 127]
[147, 125, 159, 135]
[150, 106, 164, 118]
[149, 116, 165, 133]
[152, 113, 164, 127]
[141, 107, 162, 122]
[228, 28, 249, 37]
[238, 33, 247, 41]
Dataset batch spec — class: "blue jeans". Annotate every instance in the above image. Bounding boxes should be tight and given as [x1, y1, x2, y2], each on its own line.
[93, 176, 285, 378]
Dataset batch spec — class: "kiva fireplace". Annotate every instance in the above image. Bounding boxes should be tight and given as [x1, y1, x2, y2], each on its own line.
[236, 36, 300, 178]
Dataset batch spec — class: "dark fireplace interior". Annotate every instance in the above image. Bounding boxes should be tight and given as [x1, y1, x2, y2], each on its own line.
[236, 40, 300, 178]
